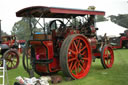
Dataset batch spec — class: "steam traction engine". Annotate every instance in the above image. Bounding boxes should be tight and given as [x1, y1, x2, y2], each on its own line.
[0, 20, 19, 70]
[109, 30, 128, 49]
[16, 6, 114, 79]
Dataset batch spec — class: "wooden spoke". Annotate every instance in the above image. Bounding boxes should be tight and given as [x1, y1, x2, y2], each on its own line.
[68, 57, 76, 62]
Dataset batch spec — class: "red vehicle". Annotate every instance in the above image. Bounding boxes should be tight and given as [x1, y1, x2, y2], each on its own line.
[0, 21, 19, 70]
[16, 6, 114, 79]
[109, 30, 128, 49]
[2, 35, 17, 48]
[2, 35, 26, 52]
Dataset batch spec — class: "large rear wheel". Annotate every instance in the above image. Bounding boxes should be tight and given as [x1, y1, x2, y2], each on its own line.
[60, 34, 92, 79]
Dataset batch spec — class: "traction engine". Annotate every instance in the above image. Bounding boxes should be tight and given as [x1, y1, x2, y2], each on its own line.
[16, 6, 114, 79]
[0, 20, 19, 70]
[109, 30, 128, 49]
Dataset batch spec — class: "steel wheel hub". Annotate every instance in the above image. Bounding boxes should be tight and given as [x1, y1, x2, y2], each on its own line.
[78, 54, 82, 60]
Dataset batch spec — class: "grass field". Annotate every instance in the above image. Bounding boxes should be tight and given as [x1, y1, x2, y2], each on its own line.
[1, 49, 128, 85]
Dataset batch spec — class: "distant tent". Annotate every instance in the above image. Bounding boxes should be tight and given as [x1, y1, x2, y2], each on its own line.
[96, 20, 127, 37]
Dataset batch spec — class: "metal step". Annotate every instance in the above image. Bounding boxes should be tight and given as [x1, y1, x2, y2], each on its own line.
[0, 59, 9, 85]
[0, 75, 3, 77]
[0, 67, 4, 69]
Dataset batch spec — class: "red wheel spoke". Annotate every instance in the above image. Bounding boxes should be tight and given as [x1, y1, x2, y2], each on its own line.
[77, 62, 80, 73]
[69, 49, 76, 55]
[71, 61, 77, 72]
[79, 63, 85, 72]
[80, 60, 85, 66]
[69, 61, 73, 70]
[104, 50, 109, 58]
[68, 57, 76, 62]
[74, 64, 78, 75]
[73, 41, 78, 52]
[82, 57, 88, 61]
[81, 51, 86, 56]
[104, 54, 107, 57]
[79, 46, 86, 53]
[106, 50, 109, 56]
[79, 43, 82, 51]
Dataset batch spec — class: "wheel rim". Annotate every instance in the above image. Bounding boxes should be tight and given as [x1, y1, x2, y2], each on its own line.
[68, 36, 91, 79]
[103, 46, 114, 68]
[5, 51, 19, 70]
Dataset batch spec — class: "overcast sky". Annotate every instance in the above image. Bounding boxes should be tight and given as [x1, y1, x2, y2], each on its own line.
[0, 0, 128, 34]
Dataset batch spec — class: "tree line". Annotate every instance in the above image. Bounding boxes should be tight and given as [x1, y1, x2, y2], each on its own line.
[109, 14, 128, 28]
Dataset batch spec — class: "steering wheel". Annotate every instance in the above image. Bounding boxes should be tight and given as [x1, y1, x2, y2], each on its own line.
[49, 20, 66, 32]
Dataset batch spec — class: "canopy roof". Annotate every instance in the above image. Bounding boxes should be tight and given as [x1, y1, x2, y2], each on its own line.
[16, 6, 105, 18]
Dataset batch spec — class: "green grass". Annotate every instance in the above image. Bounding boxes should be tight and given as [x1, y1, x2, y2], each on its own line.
[2, 49, 128, 85]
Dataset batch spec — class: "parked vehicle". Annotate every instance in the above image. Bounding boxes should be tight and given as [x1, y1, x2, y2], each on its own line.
[109, 30, 128, 49]
[0, 20, 19, 70]
[16, 6, 114, 79]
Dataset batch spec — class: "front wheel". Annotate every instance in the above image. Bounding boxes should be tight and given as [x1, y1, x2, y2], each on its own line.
[3, 49, 20, 70]
[60, 34, 92, 79]
[101, 45, 114, 69]
[22, 46, 32, 73]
